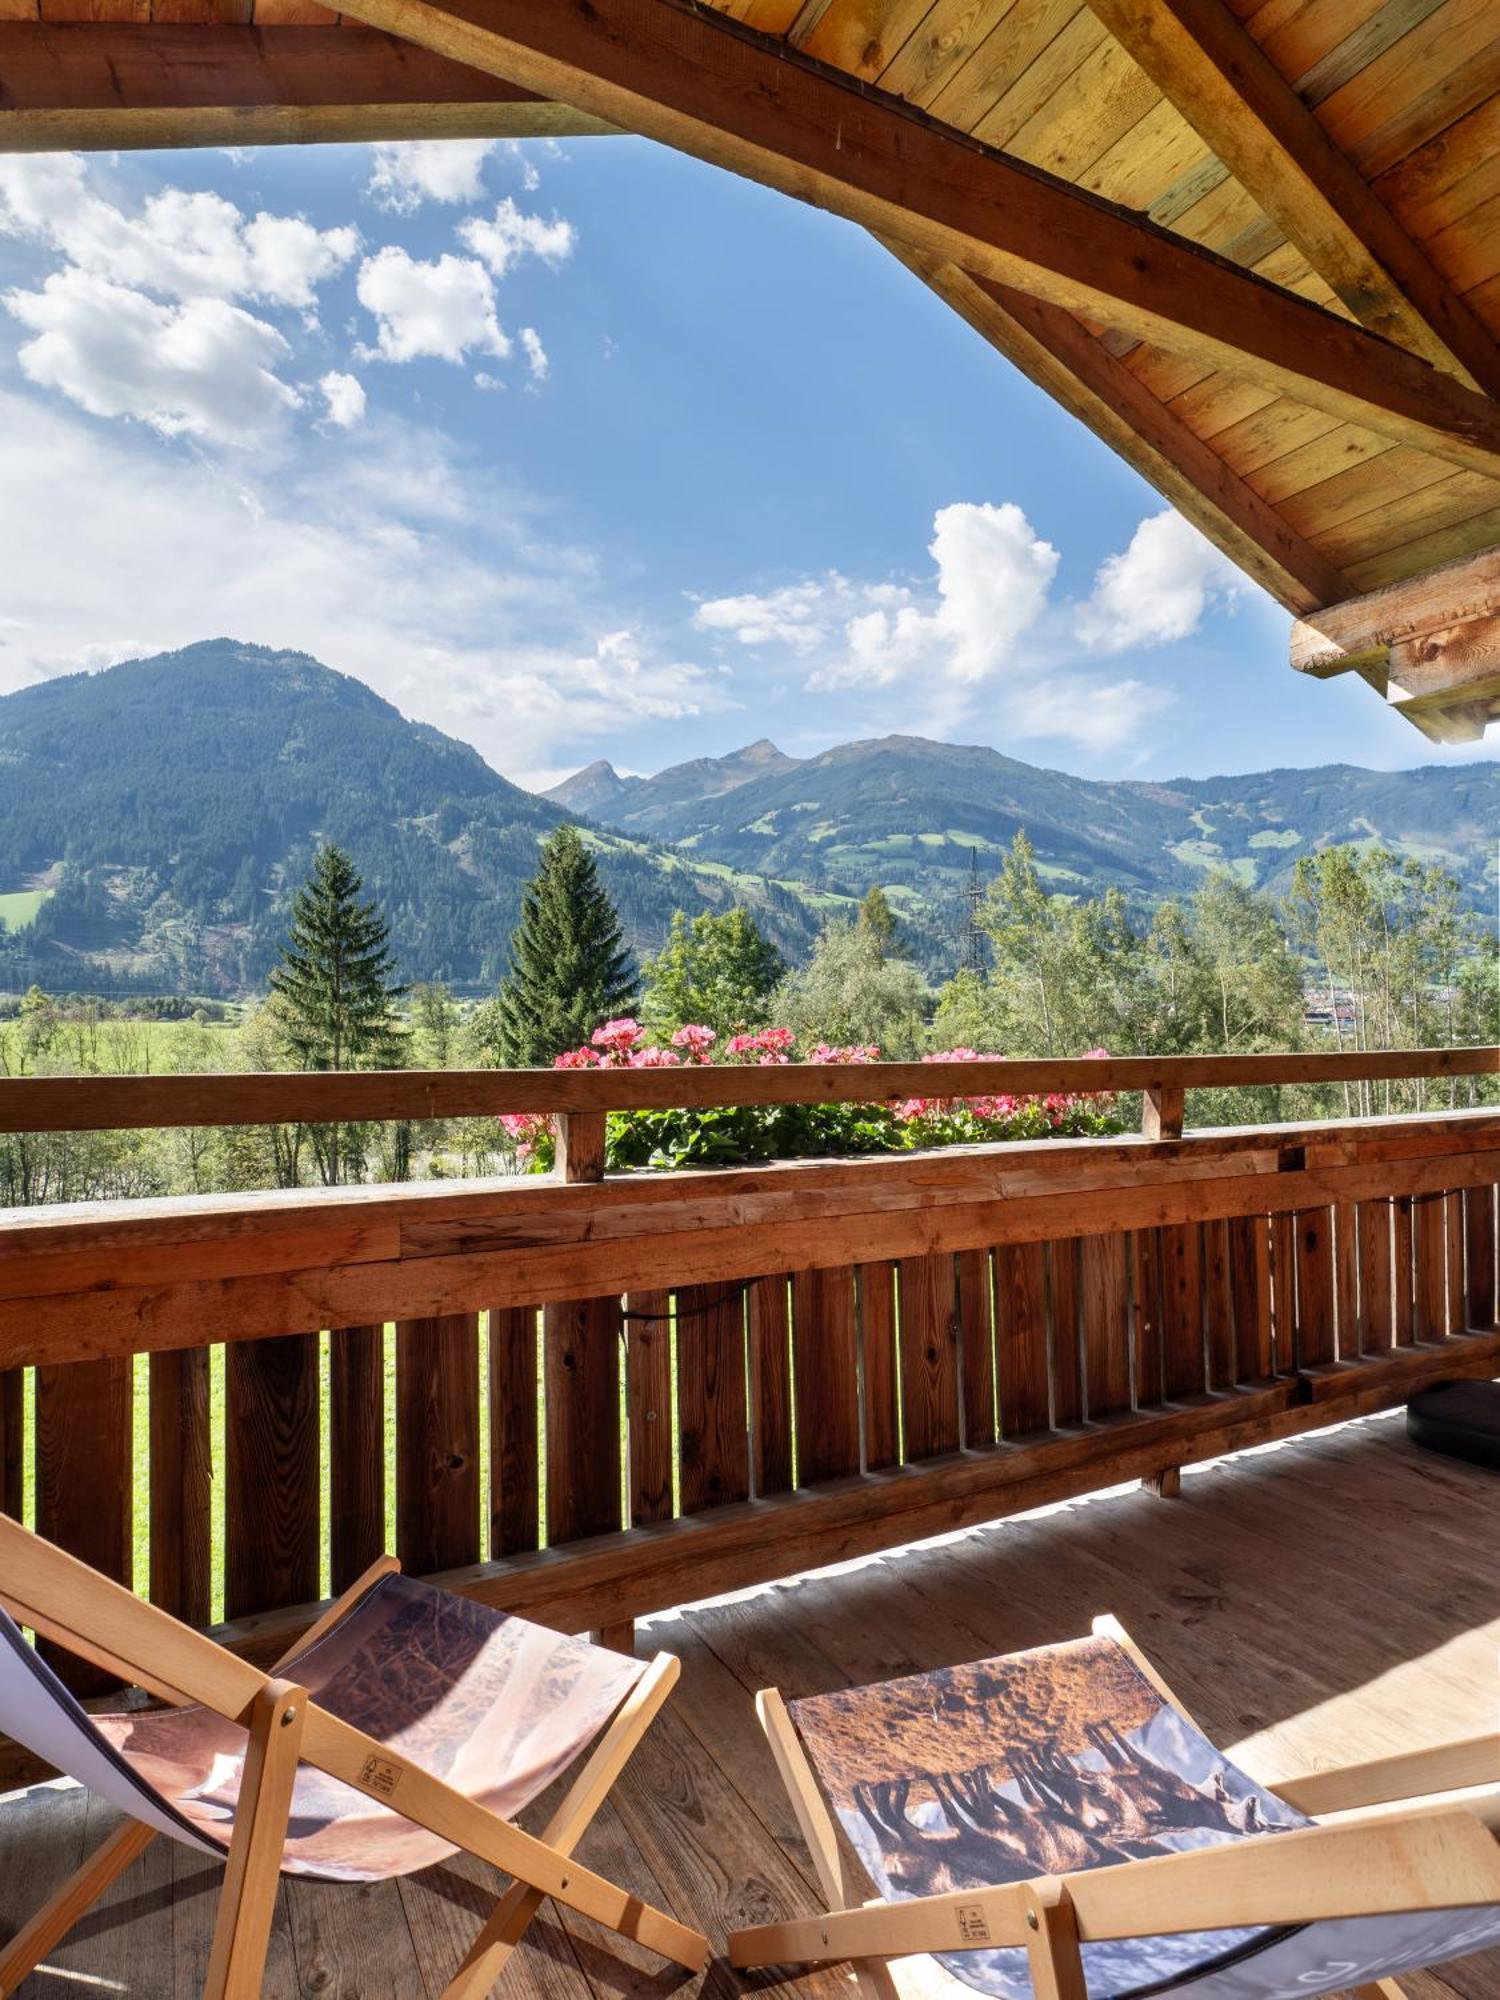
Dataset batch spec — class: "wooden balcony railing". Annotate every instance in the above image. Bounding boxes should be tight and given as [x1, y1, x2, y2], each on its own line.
[0, 1048, 1496, 1722]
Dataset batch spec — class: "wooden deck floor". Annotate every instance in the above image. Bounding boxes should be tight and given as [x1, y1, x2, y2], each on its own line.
[2, 1408, 1497, 2000]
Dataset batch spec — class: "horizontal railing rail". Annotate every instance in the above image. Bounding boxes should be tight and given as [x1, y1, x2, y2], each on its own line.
[0, 1045, 1495, 1772]
[0, 1044, 1494, 1132]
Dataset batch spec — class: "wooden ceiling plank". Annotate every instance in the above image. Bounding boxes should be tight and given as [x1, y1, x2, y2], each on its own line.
[310, 0, 1500, 479]
[1081, 0, 1500, 395]
[1291, 545, 1500, 739]
[0, 21, 611, 145]
[890, 242, 1350, 611]
[1343, 500, 1500, 593]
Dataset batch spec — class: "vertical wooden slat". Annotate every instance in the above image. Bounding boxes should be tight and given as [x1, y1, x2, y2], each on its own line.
[995, 1241, 1050, 1437]
[1293, 1209, 1336, 1367]
[0, 1369, 22, 1519]
[956, 1248, 996, 1448]
[1159, 1222, 1205, 1399]
[1270, 1213, 1298, 1373]
[1228, 1214, 1272, 1383]
[677, 1284, 750, 1513]
[1445, 1190, 1467, 1334]
[1081, 1233, 1131, 1419]
[36, 1359, 132, 1692]
[396, 1312, 480, 1575]
[1412, 1192, 1450, 1342]
[624, 1292, 673, 1527]
[1391, 1194, 1415, 1345]
[1466, 1185, 1498, 1328]
[546, 1110, 623, 1546]
[896, 1253, 961, 1460]
[1047, 1240, 1082, 1428]
[1356, 1199, 1393, 1352]
[328, 1323, 383, 1595]
[544, 1294, 624, 1544]
[1200, 1219, 1235, 1391]
[1131, 1230, 1164, 1408]
[792, 1265, 859, 1487]
[149, 1346, 212, 1625]
[490, 1305, 540, 1557]
[857, 1263, 899, 1471]
[1330, 1202, 1358, 1361]
[225, 1335, 319, 1622]
[749, 1276, 793, 1498]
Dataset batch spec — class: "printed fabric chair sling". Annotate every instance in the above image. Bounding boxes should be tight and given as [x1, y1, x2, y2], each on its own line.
[0, 1513, 709, 1999]
[729, 1613, 1500, 2000]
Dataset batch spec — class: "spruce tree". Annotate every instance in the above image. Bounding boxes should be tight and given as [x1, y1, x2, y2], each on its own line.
[270, 845, 405, 1071]
[268, 844, 405, 1185]
[494, 825, 638, 1064]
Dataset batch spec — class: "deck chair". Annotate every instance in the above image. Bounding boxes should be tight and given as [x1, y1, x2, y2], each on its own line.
[729, 1614, 1500, 2000]
[0, 1514, 709, 1998]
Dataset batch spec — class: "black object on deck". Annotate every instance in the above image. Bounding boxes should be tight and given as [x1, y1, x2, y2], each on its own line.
[1407, 1379, 1500, 1470]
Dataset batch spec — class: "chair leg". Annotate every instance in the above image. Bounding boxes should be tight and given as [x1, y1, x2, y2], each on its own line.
[440, 1653, 706, 2000]
[203, 1679, 306, 2000]
[1023, 1881, 1086, 2000]
[0, 1818, 156, 1995]
[1353, 1984, 1405, 2000]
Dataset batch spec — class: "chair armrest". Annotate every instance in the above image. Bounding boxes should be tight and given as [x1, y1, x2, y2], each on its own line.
[1273, 1736, 1500, 1815]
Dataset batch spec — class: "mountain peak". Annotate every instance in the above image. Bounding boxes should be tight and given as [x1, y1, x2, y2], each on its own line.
[542, 758, 642, 816]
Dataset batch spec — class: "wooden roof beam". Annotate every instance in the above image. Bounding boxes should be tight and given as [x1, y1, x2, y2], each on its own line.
[323, 0, 1500, 483]
[0, 24, 609, 152]
[1081, 0, 1500, 400]
[1292, 546, 1500, 742]
[887, 242, 1349, 615]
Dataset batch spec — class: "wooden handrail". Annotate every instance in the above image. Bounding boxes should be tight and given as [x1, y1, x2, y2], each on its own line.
[0, 1046, 1494, 1133]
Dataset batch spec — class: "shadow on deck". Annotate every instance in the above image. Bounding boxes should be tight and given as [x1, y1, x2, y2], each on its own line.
[3, 1409, 1496, 1999]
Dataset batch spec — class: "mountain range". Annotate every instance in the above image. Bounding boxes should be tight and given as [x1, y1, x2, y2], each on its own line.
[0, 639, 1494, 998]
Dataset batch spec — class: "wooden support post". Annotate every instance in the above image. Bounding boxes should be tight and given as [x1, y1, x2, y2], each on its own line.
[1142, 1087, 1185, 1142]
[555, 1108, 606, 1184]
[203, 1679, 306, 2000]
[1143, 1465, 1182, 1499]
[1022, 1880, 1086, 2000]
[591, 1620, 635, 1654]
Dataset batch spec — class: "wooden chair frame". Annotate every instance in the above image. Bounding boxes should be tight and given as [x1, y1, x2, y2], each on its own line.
[729, 1613, 1500, 2000]
[0, 1521, 709, 1998]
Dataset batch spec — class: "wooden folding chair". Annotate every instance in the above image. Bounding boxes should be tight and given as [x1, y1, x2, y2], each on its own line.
[730, 1613, 1500, 2000]
[0, 1514, 709, 1998]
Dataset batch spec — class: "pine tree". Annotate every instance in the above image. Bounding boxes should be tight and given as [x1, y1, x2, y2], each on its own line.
[857, 885, 897, 959]
[270, 845, 405, 1071]
[493, 826, 638, 1064]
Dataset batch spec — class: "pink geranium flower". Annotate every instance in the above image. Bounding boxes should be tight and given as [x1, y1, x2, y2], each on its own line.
[591, 1017, 643, 1057]
[670, 1024, 717, 1061]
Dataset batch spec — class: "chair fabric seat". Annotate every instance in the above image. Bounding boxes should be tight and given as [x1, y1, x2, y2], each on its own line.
[789, 1635, 1500, 2000]
[0, 1574, 643, 1883]
[1407, 1379, 1500, 1470]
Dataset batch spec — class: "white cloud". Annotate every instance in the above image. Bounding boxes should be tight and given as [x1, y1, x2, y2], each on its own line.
[6, 270, 300, 442]
[697, 503, 1058, 695]
[319, 370, 366, 427]
[691, 501, 1188, 754]
[459, 197, 576, 276]
[519, 326, 548, 381]
[0, 153, 357, 310]
[355, 247, 508, 364]
[1076, 508, 1247, 652]
[367, 140, 496, 213]
[0, 391, 733, 770]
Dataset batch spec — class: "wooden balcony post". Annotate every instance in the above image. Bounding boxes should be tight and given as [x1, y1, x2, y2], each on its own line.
[1142, 1085, 1185, 1142]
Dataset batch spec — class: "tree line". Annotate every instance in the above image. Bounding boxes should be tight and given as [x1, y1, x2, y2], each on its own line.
[3, 823, 1495, 1205]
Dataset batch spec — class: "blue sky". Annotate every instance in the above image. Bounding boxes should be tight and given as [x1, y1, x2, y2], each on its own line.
[0, 131, 1491, 790]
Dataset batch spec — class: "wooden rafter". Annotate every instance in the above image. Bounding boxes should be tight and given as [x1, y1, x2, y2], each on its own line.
[320, 0, 1500, 482]
[0, 24, 609, 151]
[1292, 546, 1500, 742]
[888, 242, 1349, 614]
[1080, 0, 1500, 401]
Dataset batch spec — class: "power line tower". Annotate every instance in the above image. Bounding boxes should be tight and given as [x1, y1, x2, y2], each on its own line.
[959, 846, 987, 975]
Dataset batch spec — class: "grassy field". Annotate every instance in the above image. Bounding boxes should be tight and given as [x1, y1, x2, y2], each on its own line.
[0, 889, 49, 931]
